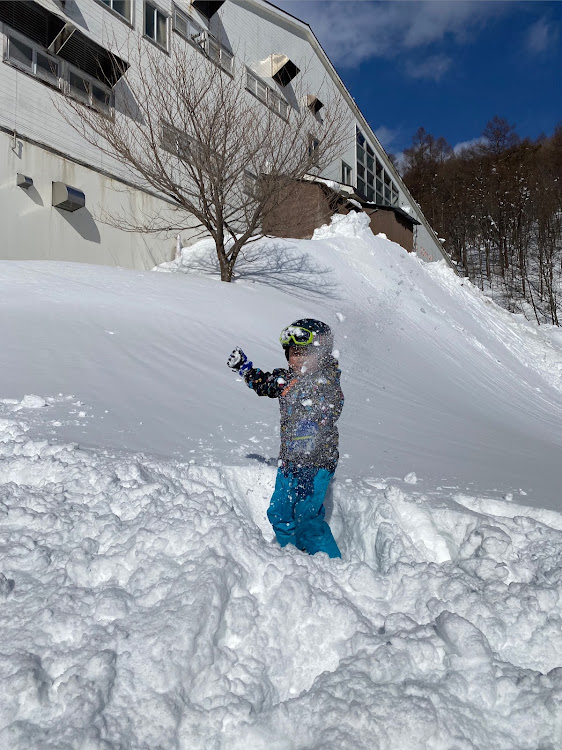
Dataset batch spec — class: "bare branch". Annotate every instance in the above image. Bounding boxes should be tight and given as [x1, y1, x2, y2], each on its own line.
[57, 32, 352, 280]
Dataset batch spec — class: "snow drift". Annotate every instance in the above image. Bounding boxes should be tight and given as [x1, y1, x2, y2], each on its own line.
[1, 212, 562, 748]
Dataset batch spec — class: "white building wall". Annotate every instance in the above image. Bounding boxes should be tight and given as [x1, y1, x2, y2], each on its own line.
[0, 130, 182, 268]
[0, 0, 448, 268]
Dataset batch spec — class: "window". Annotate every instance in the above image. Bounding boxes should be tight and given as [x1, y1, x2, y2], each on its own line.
[161, 121, 193, 158]
[145, 1, 168, 49]
[198, 31, 233, 74]
[160, 121, 208, 163]
[341, 162, 352, 184]
[243, 170, 258, 196]
[5, 33, 60, 86]
[174, 6, 203, 39]
[356, 127, 398, 205]
[4, 30, 116, 114]
[99, 0, 132, 23]
[174, 7, 233, 74]
[308, 134, 320, 165]
[67, 66, 112, 113]
[246, 69, 288, 120]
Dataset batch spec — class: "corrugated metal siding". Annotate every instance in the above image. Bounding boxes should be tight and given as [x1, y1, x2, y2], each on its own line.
[0, 0, 448, 265]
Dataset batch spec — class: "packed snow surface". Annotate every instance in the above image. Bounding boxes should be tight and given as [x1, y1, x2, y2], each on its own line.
[1, 212, 562, 748]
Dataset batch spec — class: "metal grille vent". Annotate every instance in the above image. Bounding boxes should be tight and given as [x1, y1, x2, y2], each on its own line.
[0, 1, 64, 47]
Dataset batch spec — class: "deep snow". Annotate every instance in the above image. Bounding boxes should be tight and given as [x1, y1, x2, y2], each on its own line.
[1, 212, 562, 748]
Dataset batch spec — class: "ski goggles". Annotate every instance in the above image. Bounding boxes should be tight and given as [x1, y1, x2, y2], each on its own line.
[279, 326, 315, 346]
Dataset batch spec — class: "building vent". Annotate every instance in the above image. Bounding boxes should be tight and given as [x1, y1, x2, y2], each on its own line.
[269, 54, 300, 86]
[52, 182, 85, 212]
[0, 0, 65, 47]
[306, 95, 324, 114]
[192, 1, 225, 19]
[49, 23, 128, 86]
[17, 174, 34, 189]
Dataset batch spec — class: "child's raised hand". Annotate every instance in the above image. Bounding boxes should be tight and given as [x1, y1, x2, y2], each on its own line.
[227, 347, 251, 374]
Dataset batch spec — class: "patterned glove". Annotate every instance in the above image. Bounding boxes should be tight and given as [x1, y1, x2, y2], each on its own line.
[227, 347, 252, 375]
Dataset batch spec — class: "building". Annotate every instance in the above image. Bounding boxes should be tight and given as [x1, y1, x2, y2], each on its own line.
[0, 0, 450, 268]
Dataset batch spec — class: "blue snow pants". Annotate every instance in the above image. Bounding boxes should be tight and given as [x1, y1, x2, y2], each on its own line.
[267, 466, 341, 558]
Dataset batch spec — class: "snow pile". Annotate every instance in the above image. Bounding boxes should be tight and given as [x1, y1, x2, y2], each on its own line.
[1, 212, 562, 747]
[312, 209, 373, 240]
[1, 409, 562, 749]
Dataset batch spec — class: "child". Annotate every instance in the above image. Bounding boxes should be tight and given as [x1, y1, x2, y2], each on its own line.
[227, 319, 343, 558]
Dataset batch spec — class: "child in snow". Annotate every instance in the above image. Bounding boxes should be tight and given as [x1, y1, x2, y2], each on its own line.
[227, 319, 343, 558]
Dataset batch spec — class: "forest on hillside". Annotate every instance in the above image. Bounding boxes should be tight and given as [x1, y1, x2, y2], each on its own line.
[400, 117, 562, 325]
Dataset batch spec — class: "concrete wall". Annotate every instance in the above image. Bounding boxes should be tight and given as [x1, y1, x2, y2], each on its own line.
[0, 130, 179, 268]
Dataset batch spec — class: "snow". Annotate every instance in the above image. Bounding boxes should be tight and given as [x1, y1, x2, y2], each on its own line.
[1, 212, 562, 748]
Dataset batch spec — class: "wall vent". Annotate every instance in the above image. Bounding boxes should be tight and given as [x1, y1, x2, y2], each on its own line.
[192, 1, 225, 19]
[52, 182, 85, 212]
[306, 95, 324, 114]
[17, 174, 34, 189]
[269, 54, 300, 86]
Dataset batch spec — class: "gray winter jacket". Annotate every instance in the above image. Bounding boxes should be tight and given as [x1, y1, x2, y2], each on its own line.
[243, 356, 344, 471]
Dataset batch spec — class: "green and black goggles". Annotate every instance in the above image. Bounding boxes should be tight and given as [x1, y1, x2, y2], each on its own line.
[279, 326, 315, 347]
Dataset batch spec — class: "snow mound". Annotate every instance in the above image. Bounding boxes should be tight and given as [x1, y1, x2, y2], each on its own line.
[0, 408, 561, 748]
[312, 210, 372, 240]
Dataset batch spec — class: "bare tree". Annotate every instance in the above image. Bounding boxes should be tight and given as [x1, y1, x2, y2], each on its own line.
[58, 34, 352, 281]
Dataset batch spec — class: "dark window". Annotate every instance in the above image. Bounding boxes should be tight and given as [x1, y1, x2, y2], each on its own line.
[308, 134, 320, 165]
[6, 33, 59, 86]
[145, 1, 168, 49]
[341, 161, 352, 184]
[8, 36, 33, 69]
[100, 0, 132, 22]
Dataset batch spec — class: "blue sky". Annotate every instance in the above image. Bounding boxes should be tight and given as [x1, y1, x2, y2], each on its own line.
[274, 1, 562, 156]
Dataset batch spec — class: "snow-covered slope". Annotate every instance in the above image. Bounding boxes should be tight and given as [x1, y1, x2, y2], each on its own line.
[1, 213, 561, 748]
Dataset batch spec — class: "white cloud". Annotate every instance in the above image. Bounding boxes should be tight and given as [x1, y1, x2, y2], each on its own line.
[525, 18, 559, 55]
[274, 0, 511, 73]
[453, 136, 486, 154]
[374, 125, 399, 149]
[405, 55, 452, 81]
